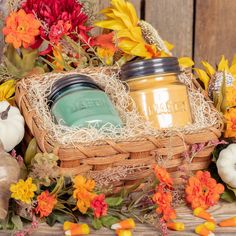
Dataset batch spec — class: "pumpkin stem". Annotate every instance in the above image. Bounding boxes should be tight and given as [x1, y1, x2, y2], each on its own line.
[0, 105, 11, 120]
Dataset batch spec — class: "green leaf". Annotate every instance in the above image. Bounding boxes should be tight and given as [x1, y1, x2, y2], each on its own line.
[24, 138, 37, 166]
[105, 197, 123, 207]
[67, 196, 76, 205]
[11, 215, 23, 230]
[55, 212, 73, 224]
[227, 185, 236, 196]
[3, 45, 39, 78]
[101, 216, 119, 228]
[91, 218, 102, 230]
[46, 212, 57, 227]
[221, 190, 236, 202]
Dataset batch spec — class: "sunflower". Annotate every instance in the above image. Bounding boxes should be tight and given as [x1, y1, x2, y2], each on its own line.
[95, 0, 163, 59]
[96, 0, 139, 30]
[195, 55, 236, 91]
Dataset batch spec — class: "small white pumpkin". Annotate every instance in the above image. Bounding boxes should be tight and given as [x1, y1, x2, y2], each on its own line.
[216, 144, 236, 188]
[0, 101, 25, 152]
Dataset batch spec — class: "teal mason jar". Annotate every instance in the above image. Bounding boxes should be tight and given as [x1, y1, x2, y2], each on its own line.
[48, 74, 123, 128]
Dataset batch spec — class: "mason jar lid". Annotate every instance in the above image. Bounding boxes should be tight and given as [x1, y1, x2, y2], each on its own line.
[48, 74, 103, 102]
[121, 57, 180, 80]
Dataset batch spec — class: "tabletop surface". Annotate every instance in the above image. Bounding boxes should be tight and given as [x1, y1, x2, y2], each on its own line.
[1, 201, 236, 235]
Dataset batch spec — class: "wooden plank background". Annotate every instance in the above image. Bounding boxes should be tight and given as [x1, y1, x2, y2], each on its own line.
[1, 0, 236, 66]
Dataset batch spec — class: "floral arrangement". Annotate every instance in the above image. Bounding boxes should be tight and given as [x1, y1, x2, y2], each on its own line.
[1, 148, 226, 236]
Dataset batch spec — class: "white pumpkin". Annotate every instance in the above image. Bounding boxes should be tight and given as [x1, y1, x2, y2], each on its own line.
[0, 101, 25, 152]
[216, 144, 236, 188]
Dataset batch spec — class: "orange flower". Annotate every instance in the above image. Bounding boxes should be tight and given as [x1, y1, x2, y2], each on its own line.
[94, 32, 117, 51]
[153, 165, 173, 188]
[73, 175, 95, 192]
[73, 175, 96, 214]
[35, 191, 57, 218]
[153, 185, 176, 222]
[3, 9, 41, 49]
[224, 108, 236, 138]
[186, 171, 224, 209]
[94, 32, 118, 65]
[73, 188, 96, 214]
[52, 45, 65, 71]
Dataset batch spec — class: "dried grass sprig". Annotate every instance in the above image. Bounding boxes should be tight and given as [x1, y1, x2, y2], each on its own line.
[139, 20, 171, 55]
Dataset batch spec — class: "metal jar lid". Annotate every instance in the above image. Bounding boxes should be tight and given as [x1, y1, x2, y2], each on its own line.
[121, 57, 180, 80]
[48, 74, 103, 102]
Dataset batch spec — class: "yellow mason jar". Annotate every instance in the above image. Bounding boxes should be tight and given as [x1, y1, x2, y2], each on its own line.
[121, 57, 193, 129]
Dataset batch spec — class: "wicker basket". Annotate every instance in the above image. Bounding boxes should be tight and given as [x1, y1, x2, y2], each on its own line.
[15, 70, 223, 187]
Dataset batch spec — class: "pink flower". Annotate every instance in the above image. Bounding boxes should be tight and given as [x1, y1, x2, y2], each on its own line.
[49, 20, 71, 44]
[90, 194, 108, 218]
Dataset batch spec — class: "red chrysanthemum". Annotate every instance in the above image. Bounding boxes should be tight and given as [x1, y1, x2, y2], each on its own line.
[90, 194, 108, 218]
[21, 0, 93, 54]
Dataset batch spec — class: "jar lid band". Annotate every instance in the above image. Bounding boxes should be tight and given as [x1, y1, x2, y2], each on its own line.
[48, 74, 103, 102]
[121, 57, 180, 80]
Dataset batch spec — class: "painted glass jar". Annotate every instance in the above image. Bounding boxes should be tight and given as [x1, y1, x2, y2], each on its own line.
[121, 57, 192, 129]
[48, 74, 123, 128]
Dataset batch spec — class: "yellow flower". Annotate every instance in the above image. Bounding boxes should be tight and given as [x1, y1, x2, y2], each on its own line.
[95, 0, 159, 59]
[178, 57, 194, 69]
[218, 55, 229, 72]
[195, 55, 236, 90]
[224, 108, 236, 138]
[72, 175, 96, 214]
[10, 177, 37, 204]
[194, 68, 210, 90]
[223, 86, 236, 109]
[0, 80, 15, 103]
[96, 0, 139, 30]
[97, 47, 114, 65]
[52, 45, 65, 71]
[94, 32, 117, 65]
[73, 175, 95, 192]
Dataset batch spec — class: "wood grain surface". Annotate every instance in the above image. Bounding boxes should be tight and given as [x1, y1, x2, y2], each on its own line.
[1, 202, 236, 235]
[194, 0, 236, 66]
[145, 0, 194, 58]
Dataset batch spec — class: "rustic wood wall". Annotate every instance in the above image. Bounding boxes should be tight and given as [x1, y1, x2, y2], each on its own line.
[143, 0, 236, 66]
[1, 0, 236, 66]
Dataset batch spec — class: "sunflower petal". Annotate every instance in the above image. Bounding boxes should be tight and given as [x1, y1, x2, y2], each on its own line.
[178, 57, 194, 68]
[164, 41, 174, 51]
[194, 68, 210, 90]
[111, 9, 134, 29]
[117, 27, 143, 42]
[130, 43, 150, 58]
[201, 61, 215, 76]
[231, 53, 236, 66]
[230, 64, 236, 78]
[95, 20, 125, 31]
[126, 1, 139, 26]
[100, 7, 113, 14]
[218, 55, 229, 72]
